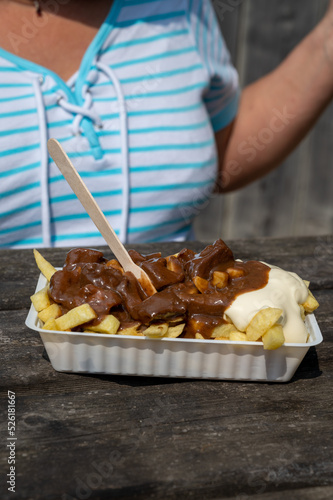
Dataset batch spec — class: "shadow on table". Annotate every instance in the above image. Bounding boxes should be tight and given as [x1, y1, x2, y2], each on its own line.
[82, 373, 189, 387]
[289, 346, 322, 382]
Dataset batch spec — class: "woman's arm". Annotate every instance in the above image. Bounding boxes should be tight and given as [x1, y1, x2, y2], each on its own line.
[216, 1, 333, 192]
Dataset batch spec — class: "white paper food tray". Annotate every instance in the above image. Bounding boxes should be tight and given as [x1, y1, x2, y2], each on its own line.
[25, 273, 323, 382]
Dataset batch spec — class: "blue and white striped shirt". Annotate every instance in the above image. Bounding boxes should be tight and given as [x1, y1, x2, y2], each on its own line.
[0, 0, 239, 248]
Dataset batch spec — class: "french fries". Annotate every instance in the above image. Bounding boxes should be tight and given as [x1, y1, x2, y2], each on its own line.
[42, 318, 58, 331]
[246, 308, 283, 342]
[195, 333, 205, 339]
[262, 325, 285, 350]
[165, 323, 185, 338]
[193, 276, 209, 293]
[142, 323, 168, 338]
[31, 286, 51, 312]
[230, 331, 248, 342]
[118, 325, 143, 336]
[55, 304, 97, 331]
[85, 315, 120, 335]
[38, 303, 62, 323]
[211, 323, 238, 339]
[302, 289, 319, 314]
[33, 249, 56, 281]
[211, 271, 228, 289]
[30, 248, 319, 350]
[31, 249, 186, 338]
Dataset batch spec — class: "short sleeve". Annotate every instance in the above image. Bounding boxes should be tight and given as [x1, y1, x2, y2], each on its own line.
[187, 0, 240, 132]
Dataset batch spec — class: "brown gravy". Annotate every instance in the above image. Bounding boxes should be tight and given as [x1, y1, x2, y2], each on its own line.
[49, 240, 270, 338]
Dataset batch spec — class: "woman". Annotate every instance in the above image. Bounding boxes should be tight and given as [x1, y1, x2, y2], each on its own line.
[0, 0, 332, 248]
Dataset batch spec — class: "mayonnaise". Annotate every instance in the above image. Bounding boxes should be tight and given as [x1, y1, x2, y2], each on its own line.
[224, 263, 309, 343]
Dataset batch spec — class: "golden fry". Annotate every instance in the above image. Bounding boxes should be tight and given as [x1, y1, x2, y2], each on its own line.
[55, 304, 97, 331]
[229, 331, 248, 342]
[211, 323, 238, 339]
[166, 255, 183, 275]
[193, 276, 209, 293]
[211, 271, 228, 289]
[42, 318, 59, 331]
[106, 259, 124, 273]
[119, 325, 144, 336]
[30, 286, 51, 312]
[38, 303, 62, 323]
[246, 307, 283, 341]
[262, 325, 285, 350]
[143, 323, 168, 338]
[226, 267, 244, 279]
[33, 249, 56, 282]
[195, 332, 204, 339]
[302, 290, 319, 314]
[165, 323, 185, 338]
[85, 315, 120, 334]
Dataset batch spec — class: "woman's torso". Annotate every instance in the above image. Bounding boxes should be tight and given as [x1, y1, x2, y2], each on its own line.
[0, 0, 238, 248]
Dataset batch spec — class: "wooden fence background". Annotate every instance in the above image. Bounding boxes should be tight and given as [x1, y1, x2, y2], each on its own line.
[194, 0, 333, 241]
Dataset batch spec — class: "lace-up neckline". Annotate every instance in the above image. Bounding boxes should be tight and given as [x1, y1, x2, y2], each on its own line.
[57, 88, 103, 137]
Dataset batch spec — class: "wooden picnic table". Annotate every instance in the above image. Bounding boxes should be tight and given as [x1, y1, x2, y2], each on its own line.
[1, 236, 332, 500]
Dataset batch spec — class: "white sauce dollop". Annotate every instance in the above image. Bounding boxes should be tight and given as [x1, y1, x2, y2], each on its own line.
[224, 263, 309, 343]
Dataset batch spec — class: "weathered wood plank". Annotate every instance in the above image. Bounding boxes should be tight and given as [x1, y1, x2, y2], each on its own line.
[233, 487, 333, 500]
[1, 295, 332, 500]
